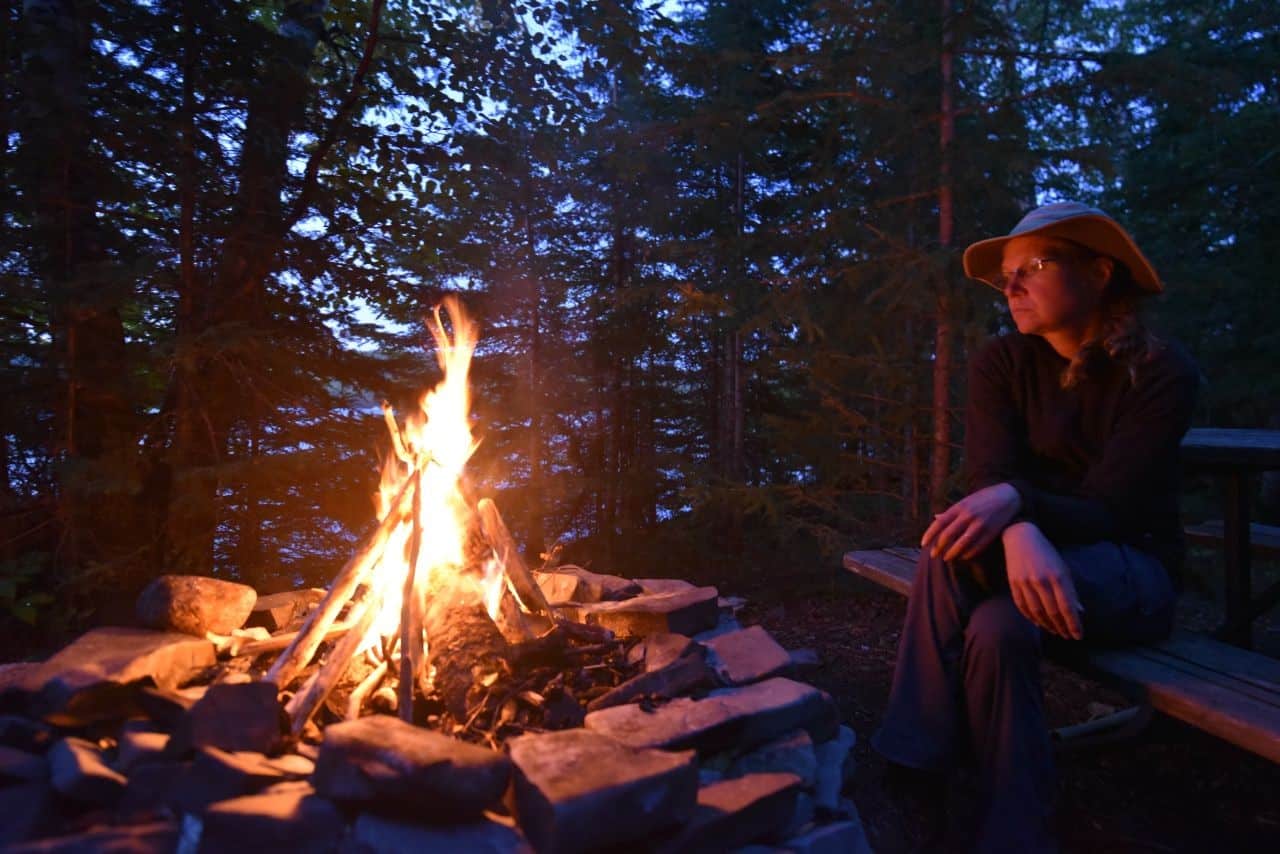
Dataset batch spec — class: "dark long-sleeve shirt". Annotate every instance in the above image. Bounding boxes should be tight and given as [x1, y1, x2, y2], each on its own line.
[963, 331, 1201, 580]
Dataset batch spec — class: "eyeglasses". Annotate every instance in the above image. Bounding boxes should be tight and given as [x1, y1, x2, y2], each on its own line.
[994, 257, 1065, 292]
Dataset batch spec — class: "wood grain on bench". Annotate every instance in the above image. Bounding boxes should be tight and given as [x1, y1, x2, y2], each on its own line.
[1185, 520, 1280, 558]
[843, 548, 1280, 764]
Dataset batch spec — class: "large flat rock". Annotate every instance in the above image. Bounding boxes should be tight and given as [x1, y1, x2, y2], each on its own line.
[168, 682, 283, 756]
[196, 782, 343, 852]
[20, 627, 214, 719]
[136, 574, 257, 637]
[584, 677, 838, 754]
[352, 813, 532, 853]
[728, 729, 818, 787]
[246, 589, 324, 632]
[314, 715, 511, 820]
[656, 772, 802, 852]
[703, 625, 792, 685]
[535, 566, 643, 603]
[568, 586, 720, 637]
[508, 728, 697, 854]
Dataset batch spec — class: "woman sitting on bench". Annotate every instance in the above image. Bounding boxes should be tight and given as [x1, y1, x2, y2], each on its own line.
[871, 202, 1200, 853]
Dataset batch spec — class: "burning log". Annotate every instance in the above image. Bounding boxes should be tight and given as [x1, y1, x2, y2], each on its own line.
[476, 498, 553, 617]
[424, 567, 510, 721]
[266, 477, 415, 689]
[346, 659, 389, 720]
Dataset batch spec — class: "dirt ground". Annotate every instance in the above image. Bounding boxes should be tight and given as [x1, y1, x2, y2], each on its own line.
[740, 573, 1280, 854]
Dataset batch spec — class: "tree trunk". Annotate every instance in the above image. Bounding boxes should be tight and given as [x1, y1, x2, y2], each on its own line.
[929, 0, 957, 514]
[21, 0, 136, 587]
[162, 1, 329, 574]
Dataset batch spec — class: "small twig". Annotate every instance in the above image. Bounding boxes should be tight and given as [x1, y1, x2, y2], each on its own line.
[381, 400, 414, 465]
[346, 660, 389, 720]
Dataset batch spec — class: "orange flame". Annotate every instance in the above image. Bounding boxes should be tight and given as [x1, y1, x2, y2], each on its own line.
[363, 297, 501, 654]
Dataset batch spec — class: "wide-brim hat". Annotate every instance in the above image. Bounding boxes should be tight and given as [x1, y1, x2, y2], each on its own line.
[962, 201, 1163, 293]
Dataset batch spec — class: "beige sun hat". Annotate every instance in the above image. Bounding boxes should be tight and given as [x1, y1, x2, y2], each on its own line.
[962, 201, 1163, 293]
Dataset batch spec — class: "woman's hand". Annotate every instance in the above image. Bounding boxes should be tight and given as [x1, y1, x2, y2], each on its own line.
[1001, 522, 1084, 640]
[920, 482, 1023, 563]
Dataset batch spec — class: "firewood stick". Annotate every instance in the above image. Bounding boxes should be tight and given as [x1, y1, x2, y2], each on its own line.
[346, 659, 389, 720]
[236, 622, 353, 658]
[494, 579, 537, 643]
[266, 477, 414, 688]
[287, 588, 383, 735]
[381, 400, 414, 465]
[476, 498, 553, 617]
[399, 470, 424, 722]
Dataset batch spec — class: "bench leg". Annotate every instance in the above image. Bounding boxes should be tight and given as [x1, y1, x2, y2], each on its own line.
[1051, 703, 1154, 752]
[1219, 471, 1253, 648]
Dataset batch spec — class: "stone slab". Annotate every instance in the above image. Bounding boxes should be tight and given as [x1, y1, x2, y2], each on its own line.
[783, 818, 873, 854]
[20, 628, 214, 721]
[172, 747, 292, 813]
[353, 813, 533, 853]
[136, 574, 257, 637]
[168, 682, 283, 756]
[584, 677, 839, 754]
[196, 783, 343, 852]
[314, 714, 511, 820]
[0, 714, 54, 753]
[116, 729, 169, 773]
[0, 744, 48, 783]
[245, 589, 323, 632]
[119, 759, 189, 816]
[536, 565, 643, 603]
[704, 625, 792, 685]
[49, 737, 127, 804]
[0, 782, 60, 847]
[569, 586, 720, 638]
[728, 729, 818, 788]
[2, 821, 179, 853]
[635, 633, 697, 673]
[656, 772, 802, 852]
[508, 728, 697, 854]
[636, 578, 697, 595]
[813, 726, 856, 811]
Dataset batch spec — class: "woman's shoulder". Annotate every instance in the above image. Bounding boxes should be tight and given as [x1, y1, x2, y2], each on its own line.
[1142, 334, 1201, 387]
[971, 331, 1049, 371]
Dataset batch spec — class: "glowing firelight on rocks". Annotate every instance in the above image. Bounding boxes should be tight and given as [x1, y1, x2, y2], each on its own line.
[361, 297, 503, 653]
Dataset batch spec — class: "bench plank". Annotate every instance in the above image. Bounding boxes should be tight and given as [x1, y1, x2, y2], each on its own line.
[1185, 520, 1280, 558]
[843, 548, 1280, 764]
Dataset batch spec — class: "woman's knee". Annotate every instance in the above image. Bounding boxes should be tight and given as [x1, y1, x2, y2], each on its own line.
[965, 597, 1040, 662]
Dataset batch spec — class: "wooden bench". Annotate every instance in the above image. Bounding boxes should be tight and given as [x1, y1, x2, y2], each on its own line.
[1185, 520, 1280, 559]
[843, 547, 1280, 764]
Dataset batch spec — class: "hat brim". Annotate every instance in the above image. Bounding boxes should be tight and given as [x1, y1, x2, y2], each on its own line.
[962, 213, 1163, 293]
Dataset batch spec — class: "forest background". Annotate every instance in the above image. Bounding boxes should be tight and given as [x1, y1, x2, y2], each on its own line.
[2, 0, 1277, 649]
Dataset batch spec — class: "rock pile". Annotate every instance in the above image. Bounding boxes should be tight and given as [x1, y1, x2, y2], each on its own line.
[0, 569, 872, 852]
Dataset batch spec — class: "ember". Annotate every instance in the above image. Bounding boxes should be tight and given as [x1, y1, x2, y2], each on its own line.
[0, 298, 872, 852]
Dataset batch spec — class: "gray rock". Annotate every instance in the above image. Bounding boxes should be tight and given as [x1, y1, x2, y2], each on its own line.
[196, 783, 343, 853]
[655, 772, 802, 853]
[728, 729, 818, 788]
[704, 625, 792, 685]
[169, 682, 283, 756]
[116, 729, 169, 773]
[789, 648, 821, 669]
[692, 613, 743, 642]
[584, 677, 839, 754]
[120, 758, 189, 815]
[352, 813, 533, 853]
[2, 821, 178, 853]
[638, 633, 697, 672]
[246, 589, 324, 633]
[569, 586, 720, 637]
[533, 571, 584, 605]
[20, 628, 214, 721]
[0, 781, 58, 847]
[136, 575, 257, 637]
[508, 728, 698, 854]
[314, 715, 510, 820]
[49, 737, 127, 804]
[0, 715, 54, 753]
[636, 578, 697, 595]
[172, 747, 293, 813]
[0, 744, 48, 783]
[783, 818, 873, 854]
[813, 726, 856, 811]
[137, 684, 201, 729]
[537, 565, 643, 603]
[785, 791, 817, 838]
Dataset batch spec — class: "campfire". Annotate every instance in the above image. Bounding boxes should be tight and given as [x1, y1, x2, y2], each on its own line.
[0, 297, 872, 852]
[266, 298, 597, 743]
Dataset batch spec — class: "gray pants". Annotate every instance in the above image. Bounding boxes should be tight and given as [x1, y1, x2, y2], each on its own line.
[871, 541, 1177, 853]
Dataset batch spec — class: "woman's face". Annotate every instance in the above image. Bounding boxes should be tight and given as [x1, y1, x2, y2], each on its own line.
[998, 235, 1111, 339]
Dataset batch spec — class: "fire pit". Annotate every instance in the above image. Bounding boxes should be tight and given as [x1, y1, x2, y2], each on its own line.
[0, 301, 872, 853]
